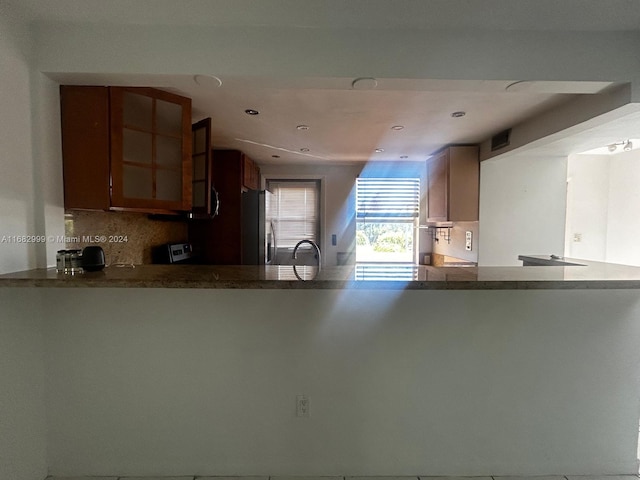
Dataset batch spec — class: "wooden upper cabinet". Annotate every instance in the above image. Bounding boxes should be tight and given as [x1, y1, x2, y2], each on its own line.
[242, 154, 260, 191]
[60, 86, 111, 210]
[426, 150, 448, 222]
[60, 85, 192, 214]
[426, 145, 480, 223]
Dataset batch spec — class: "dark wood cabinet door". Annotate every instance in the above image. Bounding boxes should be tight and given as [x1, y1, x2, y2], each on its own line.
[60, 86, 111, 210]
[427, 150, 449, 222]
[191, 118, 212, 216]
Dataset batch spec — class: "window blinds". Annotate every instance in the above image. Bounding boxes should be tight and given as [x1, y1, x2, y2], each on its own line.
[268, 180, 319, 248]
[356, 177, 420, 219]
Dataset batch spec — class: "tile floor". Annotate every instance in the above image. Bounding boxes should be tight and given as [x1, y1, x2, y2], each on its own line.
[45, 475, 640, 480]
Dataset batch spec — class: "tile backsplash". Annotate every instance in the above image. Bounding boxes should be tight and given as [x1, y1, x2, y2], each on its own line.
[65, 210, 188, 265]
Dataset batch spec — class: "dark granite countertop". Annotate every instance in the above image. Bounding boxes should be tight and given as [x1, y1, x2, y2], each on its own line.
[2, 258, 640, 289]
[518, 254, 587, 266]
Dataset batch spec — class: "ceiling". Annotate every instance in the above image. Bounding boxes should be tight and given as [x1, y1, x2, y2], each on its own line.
[48, 74, 617, 165]
[10, 0, 640, 30]
[15, 0, 640, 165]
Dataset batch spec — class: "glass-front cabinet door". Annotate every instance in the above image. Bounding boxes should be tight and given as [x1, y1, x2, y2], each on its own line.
[191, 117, 213, 216]
[109, 87, 192, 212]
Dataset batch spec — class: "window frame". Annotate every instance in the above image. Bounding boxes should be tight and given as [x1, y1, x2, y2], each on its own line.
[355, 176, 421, 264]
[264, 175, 325, 256]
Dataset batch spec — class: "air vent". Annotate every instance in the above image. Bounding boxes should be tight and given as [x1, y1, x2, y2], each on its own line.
[491, 129, 511, 151]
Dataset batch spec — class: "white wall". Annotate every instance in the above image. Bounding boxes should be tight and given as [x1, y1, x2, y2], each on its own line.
[0, 6, 65, 273]
[479, 155, 568, 266]
[31, 22, 640, 84]
[39, 287, 640, 477]
[564, 154, 610, 261]
[605, 150, 640, 266]
[0, 289, 47, 480]
[0, 5, 38, 274]
[566, 150, 640, 266]
[0, 6, 52, 478]
[30, 73, 65, 268]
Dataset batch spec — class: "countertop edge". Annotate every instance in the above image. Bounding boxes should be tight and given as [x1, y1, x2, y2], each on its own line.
[4, 262, 640, 290]
[4, 277, 640, 290]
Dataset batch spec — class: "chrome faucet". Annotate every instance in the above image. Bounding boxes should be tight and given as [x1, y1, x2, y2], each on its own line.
[292, 239, 321, 271]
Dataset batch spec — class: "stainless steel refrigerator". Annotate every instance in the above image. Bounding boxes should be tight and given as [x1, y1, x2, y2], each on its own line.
[241, 189, 277, 264]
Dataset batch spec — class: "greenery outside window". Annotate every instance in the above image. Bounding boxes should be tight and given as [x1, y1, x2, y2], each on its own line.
[356, 177, 420, 263]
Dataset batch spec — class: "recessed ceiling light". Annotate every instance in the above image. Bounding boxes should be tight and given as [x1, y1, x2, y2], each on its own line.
[300, 148, 310, 152]
[375, 148, 385, 153]
[624, 140, 633, 151]
[296, 125, 310, 131]
[245, 109, 260, 115]
[391, 125, 404, 131]
[451, 111, 466, 118]
[608, 144, 618, 152]
[272, 155, 280, 158]
[400, 155, 408, 159]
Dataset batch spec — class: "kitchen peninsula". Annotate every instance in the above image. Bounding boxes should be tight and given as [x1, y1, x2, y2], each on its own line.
[2, 258, 640, 289]
[2, 259, 640, 478]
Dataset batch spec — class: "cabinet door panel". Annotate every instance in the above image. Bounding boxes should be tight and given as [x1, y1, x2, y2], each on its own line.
[190, 118, 212, 216]
[193, 153, 207, 181]
[122, 129, 153, 165]
[427, 152, 448, 222]
[242, 155, 260, 190]
[193, 181, 206, 207]
[122, 165, 153, 199]
[156, 135, 182, 168]
[449, 146, 480, 221]
[156, 169, 183, 202]
[156, 100, 183, 136]
[60, 85, 111, 210]
[122, 92, 152, 130]
[194, 127, 207, 153]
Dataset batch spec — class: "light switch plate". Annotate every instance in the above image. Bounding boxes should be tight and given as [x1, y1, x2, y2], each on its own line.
[465, 231, 473, 251]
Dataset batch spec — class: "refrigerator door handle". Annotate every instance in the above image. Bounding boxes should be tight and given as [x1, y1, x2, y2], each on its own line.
[270, 220, 277, 265]
[211, 187, 220, 217]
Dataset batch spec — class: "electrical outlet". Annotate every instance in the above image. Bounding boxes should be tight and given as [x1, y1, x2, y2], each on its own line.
[573, 233, 582, 243]
[296, 395, 310, 417]
[465, 231, 473, 251]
